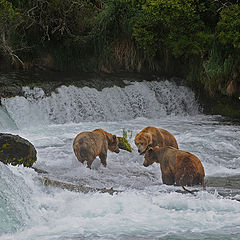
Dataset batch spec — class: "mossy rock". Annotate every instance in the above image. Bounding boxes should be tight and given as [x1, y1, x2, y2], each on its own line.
[118, 137, 132, 152]
[0, 133, 37, 167]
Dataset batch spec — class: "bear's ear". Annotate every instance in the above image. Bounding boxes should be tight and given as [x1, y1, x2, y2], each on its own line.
[106, 133, 116, 143]
[106, 134, 111, 143]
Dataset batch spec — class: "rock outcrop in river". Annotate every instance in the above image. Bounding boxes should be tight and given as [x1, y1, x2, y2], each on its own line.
[0, 133, 37, 167]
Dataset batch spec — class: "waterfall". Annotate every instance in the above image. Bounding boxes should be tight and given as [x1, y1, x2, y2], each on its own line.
[1, 80, 200, 129]
[0, 105, 18, 130]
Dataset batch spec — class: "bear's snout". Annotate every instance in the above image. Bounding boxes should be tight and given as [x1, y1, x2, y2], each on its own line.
[143, 162, 148, 167]
[114, 148, 120, 153]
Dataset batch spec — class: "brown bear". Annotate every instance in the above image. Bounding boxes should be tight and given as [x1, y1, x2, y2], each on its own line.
[73, 129, 120, 169]
[143, 146, 205, 187]
[134, 126, 178, 155]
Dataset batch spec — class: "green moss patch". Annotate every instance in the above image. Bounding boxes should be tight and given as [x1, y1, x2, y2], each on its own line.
[118, 137, 132, 152]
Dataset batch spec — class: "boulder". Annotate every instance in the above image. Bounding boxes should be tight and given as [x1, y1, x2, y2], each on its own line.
[0, 133, 37, 167]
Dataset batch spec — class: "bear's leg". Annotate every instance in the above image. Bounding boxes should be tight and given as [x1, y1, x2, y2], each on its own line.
[162, 173, 175, 185]
[73, 149, 84, 163]
[192, 174, 204, 186]
[74, 147, 89, 165]
[175, 171, 193, 186]
[78, 158, 85, 164]
[99, 153, 107, 167]
[87, 156, 95, 169]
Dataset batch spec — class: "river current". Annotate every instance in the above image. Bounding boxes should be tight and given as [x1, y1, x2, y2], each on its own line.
[0, 77, 240, 240]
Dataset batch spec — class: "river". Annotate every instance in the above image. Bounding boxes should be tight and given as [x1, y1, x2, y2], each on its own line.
[0, 76, 240, 240]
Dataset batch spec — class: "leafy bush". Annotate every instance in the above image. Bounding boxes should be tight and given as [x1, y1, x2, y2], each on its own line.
[217, 4, 240, 49]
[133, 0, 212, 58]
[91, 0, 143, 70]
[0, 0, 23, 65]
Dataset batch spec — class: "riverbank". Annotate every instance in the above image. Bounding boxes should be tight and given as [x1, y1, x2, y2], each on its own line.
[196, 89, 240, 119]
[0, 71, 156, 97]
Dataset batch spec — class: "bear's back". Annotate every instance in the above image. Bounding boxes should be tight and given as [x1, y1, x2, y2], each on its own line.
[158, 129, 178, 149]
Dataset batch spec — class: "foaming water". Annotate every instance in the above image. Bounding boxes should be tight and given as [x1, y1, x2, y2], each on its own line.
[0, 163, 34, 234]
[1, 167, 240, 240]
[1, 80, 199, 129]
[0, 106, 17, 130]
[0, 79, 240, 240]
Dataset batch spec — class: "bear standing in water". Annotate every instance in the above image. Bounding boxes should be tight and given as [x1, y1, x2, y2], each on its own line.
[144, 146, 205, 187]
[73, 129, 119, 169]
[135, 126, 178, 155]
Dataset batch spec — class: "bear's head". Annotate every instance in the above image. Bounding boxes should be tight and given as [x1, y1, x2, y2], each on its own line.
[143, 146, 158, 167]
[107, 134, 120, 153]
[134, 132, 152, 155]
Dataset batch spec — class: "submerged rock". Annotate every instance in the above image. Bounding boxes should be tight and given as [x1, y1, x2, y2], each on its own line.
[0, 133, 37, 167]
[41, 177, 121, 195]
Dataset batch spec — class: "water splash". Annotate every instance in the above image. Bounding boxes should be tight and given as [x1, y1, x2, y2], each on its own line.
[1, 80, 199, 129]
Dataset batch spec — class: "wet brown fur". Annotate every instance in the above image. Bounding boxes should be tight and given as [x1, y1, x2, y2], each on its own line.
[144, 146, 205, 187]
[134, 126, 178, 155]
[73, 129, 119, 169]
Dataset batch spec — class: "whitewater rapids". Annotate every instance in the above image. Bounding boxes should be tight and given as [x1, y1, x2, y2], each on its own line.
[0, 79, 240, 240]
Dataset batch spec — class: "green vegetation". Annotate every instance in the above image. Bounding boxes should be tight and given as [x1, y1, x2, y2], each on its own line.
[118, 129, 133, 152]
[0, 0, 239, 110]
[0, 0, 23, 66]
[133, 0, 209, 57]
[118, 137, 132, 152]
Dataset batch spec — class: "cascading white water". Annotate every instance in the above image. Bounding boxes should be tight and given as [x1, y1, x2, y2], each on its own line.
[1, 80, 199, 129]
[0, 163, 32, 234]
[0, 106, 17, 130]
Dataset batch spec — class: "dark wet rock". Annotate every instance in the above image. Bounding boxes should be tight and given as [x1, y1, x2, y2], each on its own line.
[206, 175, 240, 190]
[0, 71, 156, 99]
[41, 177, 121, 195]
[32, 166, 48, 174]
[0, 133, 37, 167]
